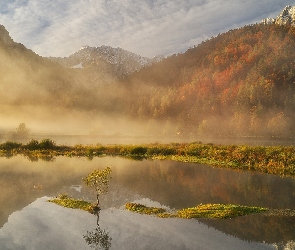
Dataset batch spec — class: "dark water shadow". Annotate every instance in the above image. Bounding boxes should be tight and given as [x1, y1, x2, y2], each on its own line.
[199, 213, 295, 247]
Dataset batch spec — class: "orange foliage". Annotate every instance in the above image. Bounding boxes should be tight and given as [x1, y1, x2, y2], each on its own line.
[126, 23, 295, 137]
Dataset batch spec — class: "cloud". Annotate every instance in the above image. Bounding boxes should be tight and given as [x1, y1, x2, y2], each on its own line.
[0, 0, 294, 57]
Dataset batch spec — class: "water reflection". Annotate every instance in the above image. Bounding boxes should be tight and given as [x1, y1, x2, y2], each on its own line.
[0, 155, 294, 248]
[83, 209, 112, 250]
[200, 213, 295, 247]
[0, 197, 96, 250]
[24, 153, 56, 162]
[0, 197, 276, 250]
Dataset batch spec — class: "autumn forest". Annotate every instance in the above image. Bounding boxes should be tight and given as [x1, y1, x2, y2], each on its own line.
[123, 24, 295, 138]
[1, 23, 295, 139]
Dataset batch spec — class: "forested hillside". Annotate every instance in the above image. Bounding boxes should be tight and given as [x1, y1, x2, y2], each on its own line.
[123, 24, 295, 138]
[1, 23, 295, 139]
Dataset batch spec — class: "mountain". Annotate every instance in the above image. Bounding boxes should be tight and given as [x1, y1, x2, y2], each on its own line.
[0, 24, 149, 136]
[49, 45, 163, 78]
[1, 6, 295, 139]
[0, 25, 84, 109]
[0, 24, 123, 135]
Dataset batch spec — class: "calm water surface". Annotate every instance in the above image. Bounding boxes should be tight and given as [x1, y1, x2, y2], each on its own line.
[0, 156, 294, 249]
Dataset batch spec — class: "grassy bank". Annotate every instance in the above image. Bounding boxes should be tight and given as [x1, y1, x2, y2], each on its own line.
[1, 139, 295, 177]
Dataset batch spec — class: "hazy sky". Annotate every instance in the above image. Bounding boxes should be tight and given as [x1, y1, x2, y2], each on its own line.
[0, 0, 294, 58]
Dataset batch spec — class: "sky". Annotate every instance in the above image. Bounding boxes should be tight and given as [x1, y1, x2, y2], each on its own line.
[0, 0, 294, 58]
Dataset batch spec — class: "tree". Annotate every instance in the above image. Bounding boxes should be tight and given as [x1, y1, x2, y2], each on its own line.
[82, 167, 112, 208]
[267, 112, 289, 137]
[83, 167, 112, 249]
[16, 123, 30, 139]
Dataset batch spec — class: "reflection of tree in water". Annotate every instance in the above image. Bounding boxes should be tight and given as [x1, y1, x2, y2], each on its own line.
[83, 209, 112, 250]
[83, 167, 112, 249]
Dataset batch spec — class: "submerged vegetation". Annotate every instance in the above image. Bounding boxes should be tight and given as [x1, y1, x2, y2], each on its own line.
[1, 140, 295, 177]
[125, 203, 268, 219]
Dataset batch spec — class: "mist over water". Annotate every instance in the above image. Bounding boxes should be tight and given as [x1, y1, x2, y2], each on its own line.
[1, 106, 295, 146]
[1, 24, 295, 146]
[1, 101, 294, 146]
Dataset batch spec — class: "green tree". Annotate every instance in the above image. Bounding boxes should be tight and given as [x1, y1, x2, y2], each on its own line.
[82, 167, 112, 208]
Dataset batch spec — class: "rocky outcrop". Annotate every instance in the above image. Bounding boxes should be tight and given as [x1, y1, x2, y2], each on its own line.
[262, 5, 295, 25]
[49, 45, 163, 78]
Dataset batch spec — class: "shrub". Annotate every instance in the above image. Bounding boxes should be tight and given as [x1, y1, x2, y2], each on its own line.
[23, 139, 40, 150]
[0, 141, 22, 150]
[39, 139, 56, 149]
[130, 146, 147, 155]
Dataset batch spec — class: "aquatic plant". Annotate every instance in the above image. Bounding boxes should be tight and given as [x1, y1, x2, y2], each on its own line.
[125, 202, 268, 219]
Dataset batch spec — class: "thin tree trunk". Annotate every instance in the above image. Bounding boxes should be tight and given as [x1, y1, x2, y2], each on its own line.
[96, 193, 100, 207]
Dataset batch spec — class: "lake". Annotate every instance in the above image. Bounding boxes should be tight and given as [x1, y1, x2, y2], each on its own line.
[0, 156, 294, 249]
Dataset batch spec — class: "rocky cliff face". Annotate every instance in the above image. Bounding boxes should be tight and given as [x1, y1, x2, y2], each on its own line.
[262, 5, 295, 25]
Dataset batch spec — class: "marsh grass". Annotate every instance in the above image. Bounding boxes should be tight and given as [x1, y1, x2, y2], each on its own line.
[125, 202, 268, 219]
[48, 196, 294, 220]
[1, 140, 295, 177]
[176, 203, 268, 219]
[48, 194, 93, 213]
[125, 203, 167, 215]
